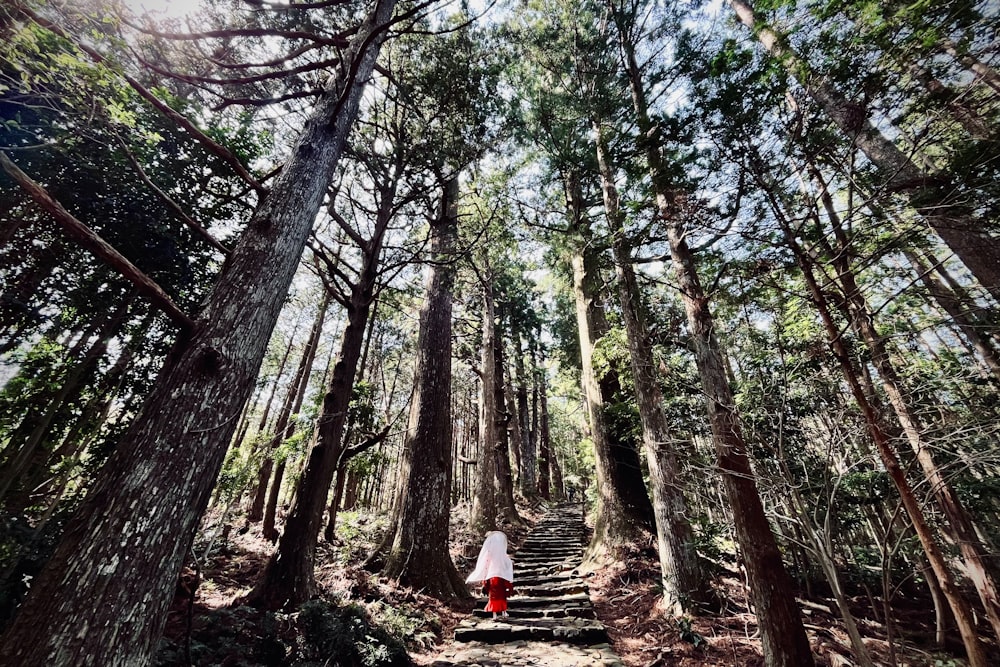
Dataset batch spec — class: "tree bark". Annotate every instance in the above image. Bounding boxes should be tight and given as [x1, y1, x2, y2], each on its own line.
[0, 0, 393, 661]
[664, 211, 813, 667]
[470, 276, 500, 533]
[593, 121, 704, 615]
[378, 176, 468, 598]
[565, 170, 655, 563]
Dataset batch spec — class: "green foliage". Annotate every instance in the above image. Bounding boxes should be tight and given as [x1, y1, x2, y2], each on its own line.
[215, 442, 263, 504]
[676, 617, 706, 648]
[153, 606, 286, 667]
[154, 600, 414, 667]
[365, 601, 439, 651]
[297, 601, 409, 667]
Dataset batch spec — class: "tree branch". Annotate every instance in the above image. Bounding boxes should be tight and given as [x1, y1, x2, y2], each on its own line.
[114, 134, 231, 256]
[1, 152, 196, 332]
[18, 3, 266, 197]
[341, 424, 392, 462]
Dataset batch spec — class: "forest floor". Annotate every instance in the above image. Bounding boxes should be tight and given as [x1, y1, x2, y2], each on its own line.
[159, 501, 995, 666]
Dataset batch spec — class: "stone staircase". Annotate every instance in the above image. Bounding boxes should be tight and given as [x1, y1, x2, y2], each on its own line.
[428, 503, 623, 666]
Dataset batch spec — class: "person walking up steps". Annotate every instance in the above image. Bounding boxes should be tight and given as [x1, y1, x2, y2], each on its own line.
[466, 531, 515, 620]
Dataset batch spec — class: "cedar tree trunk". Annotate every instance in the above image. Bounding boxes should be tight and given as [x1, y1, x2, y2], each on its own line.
[0, 2, 393, 662]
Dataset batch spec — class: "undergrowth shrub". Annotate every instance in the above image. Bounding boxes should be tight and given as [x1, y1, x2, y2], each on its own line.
[154, 599, 412, 667]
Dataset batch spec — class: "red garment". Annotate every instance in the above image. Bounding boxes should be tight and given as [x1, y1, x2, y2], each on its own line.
[482, 576, 515, 613]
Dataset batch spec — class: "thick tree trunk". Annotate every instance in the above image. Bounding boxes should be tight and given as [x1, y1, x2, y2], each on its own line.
[594, 122, 703, 614]
[379, 176, 467, 598]
[493, 320, 521, 524]
[565, 171, 655, 563]
[729, 0, 1000, 299]
[0, 2, 392, 661]
[470, 278, 500, 533]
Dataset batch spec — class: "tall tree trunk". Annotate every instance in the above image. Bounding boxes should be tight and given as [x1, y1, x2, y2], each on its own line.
[664, 212, 813, 667]
[247, 109, 402, 611]
[492, 316, 521, 525]
[534, 341, 551, 500]
[378, 176, 468, 598]
[246, 322, 300, 518]
[261, 293, 329, 541]
[470, 278, 500, 533]
[511, 321, 536, 498]
[729, 0, 1000, 299]
[613, 19, 812, 660]
[325, 300, 381, 539]
[0, 2, 393, 662]
[565, 170, 655, 563]
[594, 121, 704, 614]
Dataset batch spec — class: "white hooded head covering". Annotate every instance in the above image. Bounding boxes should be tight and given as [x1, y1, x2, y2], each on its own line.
[465, 531, 514, 583]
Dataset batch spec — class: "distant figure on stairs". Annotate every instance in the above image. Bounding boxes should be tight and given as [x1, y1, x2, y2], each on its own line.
[466, 531, 516, 620]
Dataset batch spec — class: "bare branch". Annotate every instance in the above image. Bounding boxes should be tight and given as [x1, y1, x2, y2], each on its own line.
[114, 133, 231, 257]
[1, 152, 196, 332]
[18, 3, 266, 197]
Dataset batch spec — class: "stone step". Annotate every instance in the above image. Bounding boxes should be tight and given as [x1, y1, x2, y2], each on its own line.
[515, 582, 588, 597]
[454, 617, 609, 645]
[473, 605, 596, 620]
[479, 592, 592, 609]
[519, 545, 584, 553]
[516, 567, 571, 577]
[427, 640, 624, 667]
[514, 549, 583, 563]
[513, 574, 575, 587]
